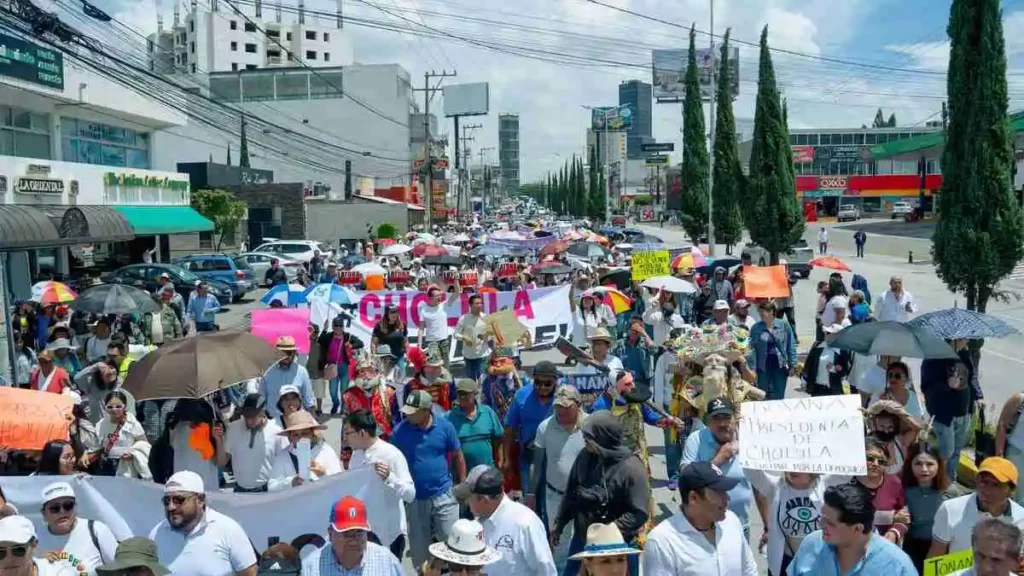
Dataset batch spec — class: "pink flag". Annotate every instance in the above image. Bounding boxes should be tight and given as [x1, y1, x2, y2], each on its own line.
[250, 308, 312, 354]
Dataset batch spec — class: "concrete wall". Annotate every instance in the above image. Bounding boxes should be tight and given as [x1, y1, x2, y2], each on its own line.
[305, 198, 409, 245]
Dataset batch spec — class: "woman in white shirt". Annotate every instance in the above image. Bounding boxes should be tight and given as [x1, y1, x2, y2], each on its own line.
[93, 390, 146, 476]
[14, 333, 37, 388]
[872, 361, 925, 420]
[569, 287, 615, 346]
[268, 410, 342, 491]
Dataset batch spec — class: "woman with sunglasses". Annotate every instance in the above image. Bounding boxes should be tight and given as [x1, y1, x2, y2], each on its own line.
[875, 361, 924, 419]
[0, 515, 78, 576]
[93, 391, 147, 476]
[851, 436, 910, 545]
[37, 482, 120, 576]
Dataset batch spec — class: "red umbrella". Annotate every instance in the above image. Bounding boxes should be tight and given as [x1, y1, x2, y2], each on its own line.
[539, 240, 569, 257]
[375, 238, 396, 246]
[413, 243, 449, 257]
[809, 256, 852, 272]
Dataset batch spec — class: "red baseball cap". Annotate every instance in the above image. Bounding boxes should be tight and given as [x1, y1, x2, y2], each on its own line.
[329, 496, 370, 533]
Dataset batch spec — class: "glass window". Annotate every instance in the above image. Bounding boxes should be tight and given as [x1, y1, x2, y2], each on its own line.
[306, 50, 317, 60]
[305, 30, 316, 40]
[244, 22, 257, 32]
[842, 133, 854, 145]
[789, 134, 798, 145]
[12, 110, 31, 129]
[16, 132, 49, 159]
[855, 134, 865, 145]
[926, 158, 941, 174]
[0, 130, 13, 155]
[245, 43, 257, 53]
[819, 134, 831, 145]
[865, 133, 877, 145]
[230, 20, 237, 30]
[324, 32, 330, 41]
[127, 149, 148, 168]
[61, 116, 148, 168]
[324, 52, 330, 62]
[231, 41, 237, 51]
[830, 134, 842, 145]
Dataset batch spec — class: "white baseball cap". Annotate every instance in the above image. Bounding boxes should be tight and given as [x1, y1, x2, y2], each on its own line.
[41, 482, 75, 504]
[164, 471, 204, 495]
[0, 515, 36, 544]
[713, 300, 730, 311]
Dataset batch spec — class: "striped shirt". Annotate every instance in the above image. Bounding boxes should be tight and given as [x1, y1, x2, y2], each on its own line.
[301, 541, 403, 576]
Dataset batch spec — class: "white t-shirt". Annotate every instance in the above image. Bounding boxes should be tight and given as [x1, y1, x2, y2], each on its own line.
[97, 417, 147, 459]
[169, 425, 221, 493]
[815, 344, 837, 386]
[349, 439, 416, 545]
[480, 497, 557, 576]
[224, 418, 287, 490]
[267, 441, 342, 491]
[33, 558, 79, 576]
[149, 508, 257, 576]
[533, 414, 588, 493]
[36, 519, 120, 576]
[821, 296, 848, 326]
[418, 302, 450, 342]
[933, 493, 1024, 552]
[455, 313, 491, 360]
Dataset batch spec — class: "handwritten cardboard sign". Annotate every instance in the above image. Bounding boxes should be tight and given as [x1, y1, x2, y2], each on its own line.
[631, 250, 670, 281]
[0, 387, 73, 450]
[923, 548, 973, 576]
[738, 395, 866, 474]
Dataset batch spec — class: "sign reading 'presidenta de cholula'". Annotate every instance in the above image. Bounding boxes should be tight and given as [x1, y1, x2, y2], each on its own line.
[103, 172, 189, 191]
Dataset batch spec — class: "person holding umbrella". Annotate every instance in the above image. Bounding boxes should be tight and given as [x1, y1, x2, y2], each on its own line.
[921, 338, 983, 482]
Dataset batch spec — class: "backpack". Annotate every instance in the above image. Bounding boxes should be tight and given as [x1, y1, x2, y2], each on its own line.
[256, 558, 301, 576]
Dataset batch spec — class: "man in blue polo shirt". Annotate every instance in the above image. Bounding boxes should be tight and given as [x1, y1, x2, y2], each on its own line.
[680, 396, 755, 531]
[501, 360, 558, 496]
[391, 389, 467, 569]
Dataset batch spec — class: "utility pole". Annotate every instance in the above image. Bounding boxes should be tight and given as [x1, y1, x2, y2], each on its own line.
[459, 123, 481, 218]
[414, 70, 456, 228]
[707, 0, 717, 256]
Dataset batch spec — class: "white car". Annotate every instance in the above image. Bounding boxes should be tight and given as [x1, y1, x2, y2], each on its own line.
[837, 205, 860, 222]
[235, 253, 303, 286]
[252, 240, 334, 264]
[891, 202, 915, 219]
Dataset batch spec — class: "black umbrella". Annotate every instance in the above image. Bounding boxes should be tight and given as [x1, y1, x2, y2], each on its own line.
[423, 255, 463, 267]
[73, 283, 159, 315]
[599, 268, 632, 291]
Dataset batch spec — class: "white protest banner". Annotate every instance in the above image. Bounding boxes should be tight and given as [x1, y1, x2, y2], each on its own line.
[1, 468, 390, 556]
[738, 395, 866, 475]
[311, 286, 574, 363]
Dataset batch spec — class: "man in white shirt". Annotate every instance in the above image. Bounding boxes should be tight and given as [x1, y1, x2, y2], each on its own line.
[0, 515, 78, 576]
[929, 457, 1024, 558]
[344, 409, 416, 559]
[456, 465, 557, 576]
[948, 517, 1023, 576]
[643, 461, 758, 575]
[877, 275, 917, 322]
[35, 482, 119, 576]
[417, 285, 460, 370]
[148, 471, 258, 576]
[455, 294, 492, 382]
[728, 299, 756, 330]
[217, 394, 286, 492]
[644, 289, 689, 346]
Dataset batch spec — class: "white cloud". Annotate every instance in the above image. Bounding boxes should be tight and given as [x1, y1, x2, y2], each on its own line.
[761, 7, 821, 56]
[884, 41, 949, 72]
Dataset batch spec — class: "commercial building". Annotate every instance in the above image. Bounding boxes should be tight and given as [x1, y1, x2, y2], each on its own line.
[498, 113, 520, 194]
[618, 80, 653, 159]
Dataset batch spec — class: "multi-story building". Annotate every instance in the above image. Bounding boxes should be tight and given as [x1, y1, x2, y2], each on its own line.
[498, 113, 520, 194]
[618, 80, 653, 159]
[147, 1, 354, 74]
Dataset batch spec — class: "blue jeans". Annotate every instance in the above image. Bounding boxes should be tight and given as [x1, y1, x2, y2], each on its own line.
[934, 415, 972, 481]
[195, 321, 216, 332]
[563, 528, 639, 576]
[663, 426, 682, 480]
[465, 357, 486, 382]
[329, 367, 349, 411]
[757, 368, 789, 401]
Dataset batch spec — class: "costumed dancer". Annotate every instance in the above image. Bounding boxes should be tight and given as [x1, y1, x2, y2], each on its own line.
[402, 346, 454, 414]
[482, 345, 528, 492]
[341, 351, 399, 440]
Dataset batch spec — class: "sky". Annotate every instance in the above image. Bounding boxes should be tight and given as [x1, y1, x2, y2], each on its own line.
[98, 0, 1024, 182]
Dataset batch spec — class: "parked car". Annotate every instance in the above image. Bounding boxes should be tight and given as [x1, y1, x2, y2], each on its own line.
[837, 205, 860, 222]
[741, 240, 814, 278]
[252, 240, 334, 264]
[102, 263, 232, 306]
[236, 252, 303, 286]
[891, 202, 915, 219]
[174, 254, 257, 301]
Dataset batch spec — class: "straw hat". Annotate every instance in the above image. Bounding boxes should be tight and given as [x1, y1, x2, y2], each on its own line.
[428, 519, 501, 566]
[277, 410, 327, 435]
[275, 336, 298, 352]
[568, 523, 641, 560]
[866, 399, 920, 432]
[587, 327, 614, 344]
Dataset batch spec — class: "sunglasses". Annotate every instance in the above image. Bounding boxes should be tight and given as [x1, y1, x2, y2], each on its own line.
[105, 404, 126, 411]
[887, 372, 905, 379]
[46, 501, 75, 514]
[866, 455, 887, 465]
[0, 545, 30, 560]
[161, 494, 195, 507]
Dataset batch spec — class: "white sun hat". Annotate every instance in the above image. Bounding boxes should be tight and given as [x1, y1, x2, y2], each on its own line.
[568, 522, 642, 560]
[428, 519, 501, 566]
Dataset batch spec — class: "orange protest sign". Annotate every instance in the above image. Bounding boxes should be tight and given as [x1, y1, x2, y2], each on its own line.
[742, 265, 792, 299]
[0, 387, 73, 450]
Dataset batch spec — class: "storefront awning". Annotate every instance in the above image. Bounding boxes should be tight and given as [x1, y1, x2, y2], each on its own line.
[0, 205, 135, 251]
[113, 206, 214, 235]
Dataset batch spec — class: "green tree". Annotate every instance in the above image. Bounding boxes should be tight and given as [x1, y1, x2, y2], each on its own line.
[587, 144, 601, 220]
[886, 113, 897, 127]
[872, 108, 887, 128]
[191, 189, 247, 250]
[711, 30, 745, 253]
[239, 115, 251, 168]
[746, 26, 804, 264]
[679, 25, 709, 243]
[376, 222, 398, 239]
[933, 0, 1023, 321]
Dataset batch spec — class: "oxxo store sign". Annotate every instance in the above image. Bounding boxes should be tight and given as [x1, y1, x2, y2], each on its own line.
[803, 176, 849, 199]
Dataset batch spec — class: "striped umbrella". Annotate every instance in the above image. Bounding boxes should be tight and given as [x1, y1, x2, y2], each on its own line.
[304, 283, 356, 305]
[30, 281, 77, 305]
[582, 287, 633, 315]
[261, 283, 308, 307]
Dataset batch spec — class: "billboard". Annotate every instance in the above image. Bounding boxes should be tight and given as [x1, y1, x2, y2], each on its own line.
[0, 31, 64, 90]
[642, 142, 675, 153]
[591, 106, 633, 131]
[442, 83, 489, 117]
[652, 47, 739, 102]
[645, 155, 669, 166]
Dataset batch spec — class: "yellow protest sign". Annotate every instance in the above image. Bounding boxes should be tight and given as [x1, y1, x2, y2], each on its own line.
[923, 548, 973, 576]
[631, 250, 670, 281]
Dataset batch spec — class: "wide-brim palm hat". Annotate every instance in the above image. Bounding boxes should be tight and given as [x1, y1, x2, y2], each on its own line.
[569, 522, 641, 560]
[428, 519, 501, 566]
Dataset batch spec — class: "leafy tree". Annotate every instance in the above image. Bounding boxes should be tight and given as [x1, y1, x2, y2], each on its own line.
[711, 29, 745, 253]
[239, 115, 251, 168]
[933, 0, 1023, 321]
[872, 108, 887, 128]
[376, 222, 398, 239]
[746, 26, 804, 264]
[886, 113, 897, 127]
[192, 189, 247, 250]
[679, 24, 709, 243]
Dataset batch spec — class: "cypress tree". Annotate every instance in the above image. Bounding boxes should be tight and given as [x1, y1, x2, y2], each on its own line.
[872, 108, 886, 128]
[679, 25, 709, 243]
[711, 30, 745, 254]
[576, 156, 587, 218]
[933, 0, 1023, 315]
[239, 114, 251, 168]
[746, 26, 804, 264]
[588, 145, 601, 220]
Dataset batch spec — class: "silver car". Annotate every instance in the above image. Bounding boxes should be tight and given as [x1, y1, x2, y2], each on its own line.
[235, 253, 302, 286]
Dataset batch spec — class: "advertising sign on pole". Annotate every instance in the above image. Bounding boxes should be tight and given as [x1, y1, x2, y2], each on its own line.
[642, 142, 675, 153]
[591, 106, 633, 131]
[442, 83, 490, 117]
[652, 47, 739, 102]
[645, 155, 670, 167]
[630, 250, 670, 280]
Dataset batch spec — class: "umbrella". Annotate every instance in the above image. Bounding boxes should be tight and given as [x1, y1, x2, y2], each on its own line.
[123, 331, 282, 401]
[534, 230, 555, 238]
[351, 262, 387, 276]
[304, 283, 356, 305]
[615, 243, 635, 252]
[451, 233, 472, 243]
[73, 283, 159, 315]
[381, 244, 412, 256]
[908, 308, 1021, 340]
[582, 287, 633, 314]
[671, 247, 708, 270]
[375, 238, 396, 246]
[531, 263, 573, 275]
[261, 283, 309, 307]
[641, 275, 698, 294]
[599, 268, 632, 290]
[413, 244, 449, 258]
[423, 255, 463, 267]
[568, 242, 610, 260]
[539, 240, 569, 257]
[810, 256, 852, 272]
[30, 281, 77, 305]
[696, 258, 743, 276]
[829, 321, 959, 359]
[471, 244, 512, 258]
[340, 254, 368, 268]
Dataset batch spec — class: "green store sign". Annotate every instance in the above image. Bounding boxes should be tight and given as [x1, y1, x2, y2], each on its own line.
[0, 31, 64, 90]
[104, 172, 189, 191]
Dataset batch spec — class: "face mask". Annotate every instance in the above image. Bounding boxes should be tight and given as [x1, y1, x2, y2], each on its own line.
[423, 372, 440, 384]
[354, 377, 378, 391]
[874, 429, 897, 443]
[661, 306, 675, 317]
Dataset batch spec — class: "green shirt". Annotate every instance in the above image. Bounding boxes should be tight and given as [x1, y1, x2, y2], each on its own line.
[447, 403, 504, 470]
